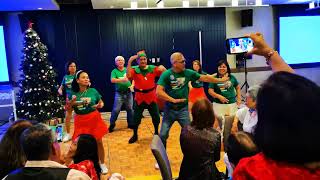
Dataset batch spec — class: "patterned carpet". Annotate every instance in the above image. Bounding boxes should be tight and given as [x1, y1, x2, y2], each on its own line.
[60, 116, 226, 180]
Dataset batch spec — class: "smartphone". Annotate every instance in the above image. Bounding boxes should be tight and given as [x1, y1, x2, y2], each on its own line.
[56, 125, 63, 142]
[226, 37, 254, 54]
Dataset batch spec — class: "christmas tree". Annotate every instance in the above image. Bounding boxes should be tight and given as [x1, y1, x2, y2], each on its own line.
[16, 23, 64, 122]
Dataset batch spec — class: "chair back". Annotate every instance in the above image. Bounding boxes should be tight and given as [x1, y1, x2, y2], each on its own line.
[150, 135, 173, 180]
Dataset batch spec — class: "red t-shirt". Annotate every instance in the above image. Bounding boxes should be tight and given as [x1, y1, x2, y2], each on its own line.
[129, 65, 162, 105]
[233, 152, 320, 180]
[69, 160, 99, 180]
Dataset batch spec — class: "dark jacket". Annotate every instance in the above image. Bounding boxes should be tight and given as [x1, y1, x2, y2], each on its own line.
[178, 125, 222, 180]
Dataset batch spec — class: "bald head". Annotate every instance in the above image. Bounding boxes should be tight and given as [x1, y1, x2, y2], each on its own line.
[170, 52, 185, 65]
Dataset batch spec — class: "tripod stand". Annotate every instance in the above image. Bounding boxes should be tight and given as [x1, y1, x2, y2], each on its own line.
[238, 54, 249, 99]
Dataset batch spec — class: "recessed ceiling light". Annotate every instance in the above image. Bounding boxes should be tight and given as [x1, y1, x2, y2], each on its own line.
[131, 0, 138, 9]
[232, 0, 238, 6]
[309, 2, 315, 9]
[256, 0, 262, 6]
[183, 0, 189, 8]
[207, 0, 214, 7]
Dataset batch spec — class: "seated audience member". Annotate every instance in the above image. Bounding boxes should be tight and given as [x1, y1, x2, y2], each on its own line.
[224, 132, 259, 178]
[232, 33, 320, 179]
[0, 120, 32, 179]
[178, 99, 222, 180]
[231, 85, 260, 134]
[4, 123, 90, 180]
[64, 134, 101, 180]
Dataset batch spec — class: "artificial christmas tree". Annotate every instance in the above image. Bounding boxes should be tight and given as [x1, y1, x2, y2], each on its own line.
[16, 23, 64, 122]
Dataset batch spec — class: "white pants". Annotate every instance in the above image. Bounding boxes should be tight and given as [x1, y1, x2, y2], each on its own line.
[212, 102, 238, 118]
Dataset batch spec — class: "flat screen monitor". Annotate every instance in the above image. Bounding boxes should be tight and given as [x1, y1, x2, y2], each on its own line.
[0, 26, 9, 83]
[279, 16, 320, 64]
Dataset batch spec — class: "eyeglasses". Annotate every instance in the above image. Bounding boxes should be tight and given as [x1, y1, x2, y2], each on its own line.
[176, 59, 186, 64]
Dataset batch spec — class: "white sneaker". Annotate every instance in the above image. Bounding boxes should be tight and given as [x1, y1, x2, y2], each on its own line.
[100, 163, 108, 174]
[62, 133, 71, 142]
[154, 163, 159, 170]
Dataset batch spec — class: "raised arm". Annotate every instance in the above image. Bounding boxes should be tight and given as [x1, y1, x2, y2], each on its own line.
[247, 32, 294, 73]
[126, 55, 138, 79]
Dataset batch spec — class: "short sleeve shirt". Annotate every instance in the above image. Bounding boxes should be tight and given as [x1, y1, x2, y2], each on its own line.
[191, 71, 207, 88]
[61, 74, 75, 94]
[69, 88, 102, 115]
[208, 74, 239, 104]
[157, 69, 201, 108]
[111, 68, 131, 92]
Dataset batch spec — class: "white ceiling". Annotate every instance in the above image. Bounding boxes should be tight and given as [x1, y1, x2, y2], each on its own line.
[91, 0, 311, 9]
[0, 0, 311, 11]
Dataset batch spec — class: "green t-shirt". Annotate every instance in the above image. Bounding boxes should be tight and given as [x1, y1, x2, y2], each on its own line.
[208, 74, 239, 104]
[191, 71, 207, 88]
[69, 88, 102, 115]
[61, 74, 75, 94]
[157, 69, 201, 109]
[111, 68, 131, 92]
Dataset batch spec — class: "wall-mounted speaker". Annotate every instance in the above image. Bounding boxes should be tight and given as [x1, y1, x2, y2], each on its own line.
[241, 9, 253, 27]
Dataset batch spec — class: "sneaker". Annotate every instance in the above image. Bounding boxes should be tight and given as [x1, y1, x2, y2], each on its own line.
[62, 133, 71, 142]
[100, 163, 108, 174]
[154, 163, 159, 170]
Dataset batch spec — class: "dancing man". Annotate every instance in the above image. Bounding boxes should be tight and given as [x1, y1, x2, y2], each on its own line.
[126, 50, 166, 144]
[109, 56, 134, 132]
[156, 52, 229, 148]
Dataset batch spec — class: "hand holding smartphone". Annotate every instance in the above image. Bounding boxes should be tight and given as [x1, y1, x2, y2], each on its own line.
[226, 37, 254, 54]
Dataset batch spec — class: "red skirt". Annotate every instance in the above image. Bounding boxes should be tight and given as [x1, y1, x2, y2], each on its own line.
[188, 87, 207, 104]
[72, 110, 108, 140]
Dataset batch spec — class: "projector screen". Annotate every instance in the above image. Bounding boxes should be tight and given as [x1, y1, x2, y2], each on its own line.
[279, 16, 320, 65]
[0, 26, 9, 82]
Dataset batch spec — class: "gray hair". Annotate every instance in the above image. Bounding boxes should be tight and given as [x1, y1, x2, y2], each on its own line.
[247, 85, 260, 101]
[170, 52, 184, 64]
[115, 56, 125, 62]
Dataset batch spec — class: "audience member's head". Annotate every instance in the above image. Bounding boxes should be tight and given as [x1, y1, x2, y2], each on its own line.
[68, 134, 101, 176]
[226, 131, 259, 167]
[20, 123, 61, 162]
[0, 120, 32, 178]
[246, 85, 260, 109]
[191, 99, 215, 130]
[255, 71, 320, 164]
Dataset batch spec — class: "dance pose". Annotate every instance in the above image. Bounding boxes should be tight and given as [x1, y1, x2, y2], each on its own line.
[109, 56, 134, 132]
[156, 52, 229, 148]
[58, 61, 76, 142]
[208, 60, 241, 117]
[126, 51, 166, 144]
[66, 70, 108, 174]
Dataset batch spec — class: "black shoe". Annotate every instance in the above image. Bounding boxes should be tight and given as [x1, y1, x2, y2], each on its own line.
[128, 135, 138, 144]
[109, 124, 115, 133]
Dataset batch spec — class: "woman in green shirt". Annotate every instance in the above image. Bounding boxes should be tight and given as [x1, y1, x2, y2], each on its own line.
[208, 60, 241, 117]
[58, 61, 76, 142]
[66, 70, 109, 174]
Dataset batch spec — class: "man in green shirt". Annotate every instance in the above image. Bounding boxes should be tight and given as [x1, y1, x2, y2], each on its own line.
[156, 52, 229, 148]
[109, 56, 134, 132]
